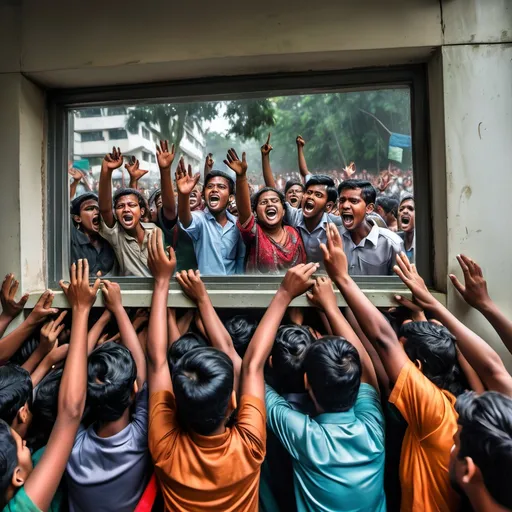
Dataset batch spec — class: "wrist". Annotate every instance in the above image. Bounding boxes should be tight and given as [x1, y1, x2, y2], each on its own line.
[72, 305, 91, 316]
[275, 287, 294, 305]
[0, 312, 14, 323]
[475, 298, 494, 314]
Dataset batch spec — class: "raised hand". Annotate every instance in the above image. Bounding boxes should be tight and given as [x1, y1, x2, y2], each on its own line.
[102, 147, 124, 172]
[279, 262, 318, 301]
[306, 276, 337, 312]
[205, 153, 214, 172]
[132, 308, 150, 331]
[124, 156, 149, 181]
[449, 255, 491, 310]
[260, 133, 273, 156]
[39, 311, 68, 353]
[320, 223, 349, 282]
[46, 343, 69, 366]
[156, 140, 176, 170]
[393, 252, 438, 311]
[175, 157, 201, 196]
[393, 294, 428, 322]
[224, 148, 248, 177]
[101, 280, 123, 314]
[176, 270, 208, 304]
[1, 274, 29, 318]
[296, 135, 306, 148]
[68, 168, 83, 182]
[147, 228, 176, 282]
[59, 259, 101, 311]
[27, 290, 59, 325]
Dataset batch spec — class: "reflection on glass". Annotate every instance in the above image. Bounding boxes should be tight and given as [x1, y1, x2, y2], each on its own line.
[68, 89, 414, 278]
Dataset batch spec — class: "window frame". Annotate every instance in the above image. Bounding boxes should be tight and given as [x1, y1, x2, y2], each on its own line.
[47, 66, 432, 305]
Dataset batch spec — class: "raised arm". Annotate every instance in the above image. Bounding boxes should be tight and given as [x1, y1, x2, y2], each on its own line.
[224, 148, 251, 225]
[176, 269, 242, 391]
[322, 223, 408, 383]
[450, 254, 512, 357]
[24, 259, 99, 511]
[394, 253, 512, 396]
[241, 263, 318, 401]
[68, 168, 83, 200]
[203, 152, 214, 183]
[0, 291, 58, 364]
[260, 133, 276, 189]
[167, 308, 181, 347]
[0, 274, 29, 337]
[176, 157, 200, 229]
[86, 309, 112, 355]
[99, 147, 124, 228]
[296, 136, 311, 182]
[146, 228, 176, 394]
[124, 156, 149, 190]
[102, 280, 147, 387]
[30, 344, 69, 388]
[156, 140, 177, 221]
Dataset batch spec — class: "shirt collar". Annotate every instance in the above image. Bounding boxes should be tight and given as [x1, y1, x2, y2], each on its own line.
[342, 220, 380, 247]
[297, 211, 329, 233]
[315, 409, 356, 425]
[205, 208, 236, 226]
[121, 222, 155, 242]
[74, 227, 92, 246]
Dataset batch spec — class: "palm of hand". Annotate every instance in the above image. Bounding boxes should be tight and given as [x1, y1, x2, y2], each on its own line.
[177, 174, 196, 195]
[158, 153, 174, 169]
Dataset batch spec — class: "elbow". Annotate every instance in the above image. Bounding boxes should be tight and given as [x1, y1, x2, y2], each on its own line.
[59, 395, 86, 422]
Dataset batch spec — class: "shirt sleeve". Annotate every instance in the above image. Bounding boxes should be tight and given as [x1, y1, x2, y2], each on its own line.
[265, 385, 308, 460]
[132, 383, 149, 441]
[284, 203, 301, 227]
[354, 383, 385, 443]
[389, 360, 451, 441]
[179, 211, 204, 241]
[237, 213, 257, 246]
[5, 487, 43, 512]
[148, 390, 179, 464]
[99, 217, 120, 245]
[236, 395, 267, 464]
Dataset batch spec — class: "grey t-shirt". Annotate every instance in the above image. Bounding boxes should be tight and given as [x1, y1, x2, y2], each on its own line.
[66, 385, 150, 512]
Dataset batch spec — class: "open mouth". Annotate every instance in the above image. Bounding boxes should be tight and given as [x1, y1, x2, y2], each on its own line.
[342, 213, 355, 228]
[208, 194, 220, 208]
[304, 200, 315, 214]
[401, 216, 411, 227]
[289, 196, 299, 207]
[122, 214, 134, 225]
[265, 206, 278, 221]
[92, 215, 100, 226]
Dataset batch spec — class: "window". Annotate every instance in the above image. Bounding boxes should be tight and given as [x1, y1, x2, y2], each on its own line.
[107, 106, 127, 116]
[48, 68, 430, 304]
[78, 107, 102, 118]
[87, 157, 104, 167]
[108, 128, 128, 140]
[80, 131, 104, 142]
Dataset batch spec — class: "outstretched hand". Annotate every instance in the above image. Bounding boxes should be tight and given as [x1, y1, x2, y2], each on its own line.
[59, 259, 101, 311]
[176, 270, 208, 304]
[27, 290, 59, 325]
[68, 168, 83, 182]
[40, 311, 68, 353]
[296, 135, 306, 148]
[449, 254, 491, 310]
[1, 274, 29, 318]
[306, 276, 337, 312]
[156, 140, 176, 170]
[175, 157, 201, 196]
[205, 153, 214, 171]
[102, 147, 123, 172]
[279, 262, 318, 301]
[260, 133, 273, 156]
[124, 156, 149, 181]
[224, 148, 248, 177]
[101, 280, 123, 314]
[320, 223, 348, 282]
[147, 228, 176, 282]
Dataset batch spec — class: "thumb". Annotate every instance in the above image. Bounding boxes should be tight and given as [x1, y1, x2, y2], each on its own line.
[449, 274, 466, 295]
[319, 243, 330, 261]
[394, 295, 418, 311]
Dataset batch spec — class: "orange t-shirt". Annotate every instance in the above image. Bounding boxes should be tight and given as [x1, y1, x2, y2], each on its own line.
[389, 360, 460, 512]
[148, 391, 266, 512]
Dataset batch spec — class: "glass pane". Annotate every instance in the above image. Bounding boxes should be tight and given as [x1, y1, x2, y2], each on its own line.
[68, 88, 414, 278]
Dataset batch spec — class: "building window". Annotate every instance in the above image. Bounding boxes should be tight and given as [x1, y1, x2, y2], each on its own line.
[142, 150, 152, 162]
[78, 107, 102, 118]
[80, 131, 104, 142]
[87, 157, 104, 167]
[107, 106, 127, 116]
[108, 128, 128, 140]
[141, 127, 151, 139]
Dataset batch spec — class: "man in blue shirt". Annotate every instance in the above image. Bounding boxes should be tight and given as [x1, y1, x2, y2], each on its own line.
[176, 161, 245, 275]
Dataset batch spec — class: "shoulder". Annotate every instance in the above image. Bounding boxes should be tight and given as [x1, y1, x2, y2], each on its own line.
[141, 222, 158, 231]
[377, 227, 404, 247]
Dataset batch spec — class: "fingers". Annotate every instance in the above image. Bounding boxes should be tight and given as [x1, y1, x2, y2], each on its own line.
[395, 253, 411, 278]
[70, 262, 77, 287]
[319, 242, 330, 262]
[266, 132, 271, 145]
[9, 279, 19, 300]
[192, 172, 201, 187]
[242, 152, 247, 164]
[449, 274, 466, 295]
[394, 294, 419, 311]
[17, 294, 29, 308]
[59, 280, 69, 294]
[303, 262, 320, 279]
[53, 310, 67, 327]
[42, 290, 54, 310]
[77, 259, 83, 286]
[328, 223, 342, 247]
[457, 254, 470, 275]
[167, 245, 176, 265]
[54, 323, 66, 338]
[91, 278, 101, 295]
[83, 259, 90, 281]
[1, 274, 12, 296]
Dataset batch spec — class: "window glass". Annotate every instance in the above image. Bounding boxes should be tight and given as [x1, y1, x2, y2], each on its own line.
[80, 131, 104, 142]
[108, 128, 128, 140]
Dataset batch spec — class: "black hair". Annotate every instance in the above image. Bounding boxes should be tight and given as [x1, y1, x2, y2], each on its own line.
[400, 321, 464, 396]
[148, 188, 162, 207]
[306, 175, 338, 204]
[225, 316, 257, 358]
[9, 338, 39, 367]
[303, 336, 361, 412]
[112, 188, 147, 212]
[272, 325, 314, 393]
[172, 347, 234, 435]
[456, 391, 512, 509]
[338, 179, 376, 205]
[399, 193, 414, 206]
[167, 333, 208, 370]
[251, 187, 286, 212]
[204, 170, 235, 195]
[86, 342, 137, 423]
[0, 419, 17, 506]
[70, 192, 99, 216]
[375, 196, 399, 217]
[284, 179, 305, 194]
[0, 365, 33, 425]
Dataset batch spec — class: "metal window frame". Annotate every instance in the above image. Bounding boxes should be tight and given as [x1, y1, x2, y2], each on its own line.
[46, 65, 432, 307]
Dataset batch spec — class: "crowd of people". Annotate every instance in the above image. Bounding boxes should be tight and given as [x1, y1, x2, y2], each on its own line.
[69, 135, 414, 278]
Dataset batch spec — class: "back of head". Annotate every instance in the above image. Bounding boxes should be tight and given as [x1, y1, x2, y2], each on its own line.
[87, 342, 137, 423]
[225, 316, 257, 358]
[0, 419, 17, 506]
[0, 365, 32, 425]
[307, 174, 338, 204]
[303, 336, 361, 412]
[9, 338, 39, 367]
[400, 321, 463, 396]
[272, 325, 314, 393]
[338, 179, 376, 205]
[172, 347, 234, 435]
[205, 170, 235, 195]
[148, 188, 162, 207]
[375, 195, 399, 217]
[455, 391, 512, 509]
[168, 333, 208, 370]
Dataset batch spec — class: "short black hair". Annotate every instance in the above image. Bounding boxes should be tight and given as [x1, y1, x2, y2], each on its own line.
[251, 187, 286, 212]
[225, 316, 256, 358]
[113, 188, 147, 212]
[0, 365, 32, 425]
[205, 170, 235, 195]
[456, 391, 512, 509]
[86, 342, 137, 423]
[272, 325, 314, 393]
[375, 196, 399, 217]
[338, 179, 376, 205]
[0, 419, 17, 506]
[148, 188, 162, 207]
[306, 175, 338, 204]
[172, 347, 234, 435]
[400, 321, 464, 396]
[284, 179, 305, 194]
[70, 192, 99, 216]
[303, 336, 361, 412]
[167, 333, 208, 370]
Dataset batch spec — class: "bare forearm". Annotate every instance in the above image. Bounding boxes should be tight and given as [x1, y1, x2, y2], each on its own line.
[0, 318, 37, 364]
[297, 147, 310, 180]
[478, 300, 512, 356]
[0, 313, 13, 338]
[177, 192, 192, 228]
[160, 167, 177, 221]
[22, 347, 46, 375]
[457, 348, 485, 393]
[235, 175, 252, 225]
[99, 170, 114, 227]
[167, 309, 181, 347]
[148, 281, 169, 368]
[129, 178, 138, 190]
[70, 180, 80, 200]
[262, 154, 276, 188]
[87, 310, 111, 355]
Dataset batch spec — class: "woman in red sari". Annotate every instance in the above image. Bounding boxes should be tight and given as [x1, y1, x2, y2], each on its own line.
[224, 149, 306, 274]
